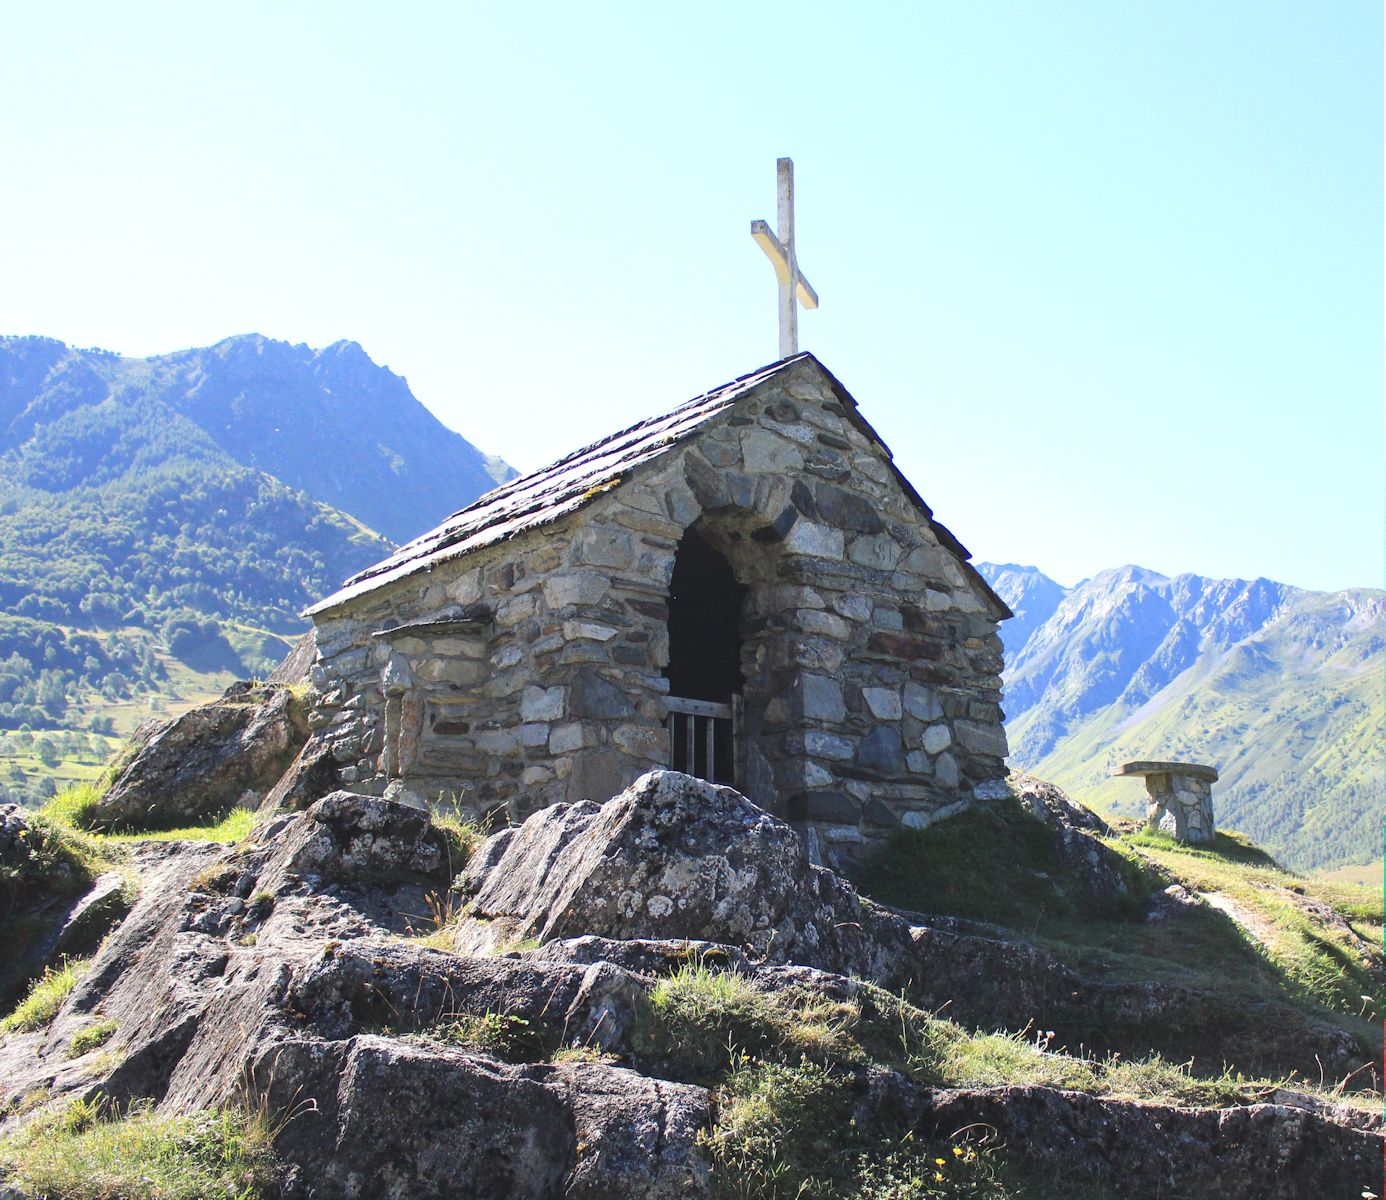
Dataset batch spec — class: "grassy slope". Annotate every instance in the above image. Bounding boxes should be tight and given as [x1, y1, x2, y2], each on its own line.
[1009, 592, 1383, 873]
[858, 794, 1382, 1083]
[0, 626, 294, 808]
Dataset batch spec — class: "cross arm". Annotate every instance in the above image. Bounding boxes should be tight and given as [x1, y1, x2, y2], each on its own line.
[750, 220, 819, 310]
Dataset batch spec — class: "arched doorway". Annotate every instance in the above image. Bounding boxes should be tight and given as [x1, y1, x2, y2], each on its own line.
[664, 525, 746, 785]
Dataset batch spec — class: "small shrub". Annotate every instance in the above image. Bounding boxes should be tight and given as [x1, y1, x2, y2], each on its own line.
[859, 797, 1122, 926]
[1, 810, 110, 904]
[425, 1011, 544, 1060]
[248, 890, 275, 913]
[68, 1017, 117, 1058]
[1098, 1054, 1248, 1106]
[1, 958, 90, 1033]
[854, 1137, 1010, 1199]
[704, 1055, 858, 1199]
[635, 962, 785, 1078]
[923, 1026, 1097, 1091]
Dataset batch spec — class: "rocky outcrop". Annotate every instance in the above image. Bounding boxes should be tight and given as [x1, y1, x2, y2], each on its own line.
[460, 772, 1365, 1079]
[921, 1084, 1382, 1200]
[91, 683, 309, 830]
[1008, 772, 1139, 906]
[0, 778, 1377, 1198]
[460, 771, 911, 977]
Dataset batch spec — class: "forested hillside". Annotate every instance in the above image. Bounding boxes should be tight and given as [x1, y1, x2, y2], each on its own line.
[0, 335, 508, 803]
[982, 563, 1383, 873]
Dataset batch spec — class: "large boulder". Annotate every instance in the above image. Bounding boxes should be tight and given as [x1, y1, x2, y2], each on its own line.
[1008, 772, 1139, 908]
[460, 770, 910, 976]
[91, 682, 309, 830]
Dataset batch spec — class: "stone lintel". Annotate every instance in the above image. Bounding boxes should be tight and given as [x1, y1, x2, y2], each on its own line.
[372, 612, 493, 640]
[1112, 760, 1218, 784]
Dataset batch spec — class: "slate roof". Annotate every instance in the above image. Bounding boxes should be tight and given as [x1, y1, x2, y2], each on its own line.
[308, 354, 1010, 619]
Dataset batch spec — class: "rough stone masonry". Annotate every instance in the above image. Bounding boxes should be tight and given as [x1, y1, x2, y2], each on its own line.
[299, 354, 1012, 866]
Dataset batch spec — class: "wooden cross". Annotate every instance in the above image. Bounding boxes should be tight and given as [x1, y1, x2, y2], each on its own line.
[751, 157, 819, 359]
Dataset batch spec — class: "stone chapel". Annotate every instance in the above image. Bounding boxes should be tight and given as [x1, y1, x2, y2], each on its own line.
[303, 354, 1012, 864]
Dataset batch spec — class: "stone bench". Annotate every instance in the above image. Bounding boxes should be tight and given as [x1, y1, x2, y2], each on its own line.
[1112, 760, 1218, 843]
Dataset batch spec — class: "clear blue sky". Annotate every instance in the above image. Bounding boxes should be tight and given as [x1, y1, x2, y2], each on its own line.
[1, 2, 1379, 590]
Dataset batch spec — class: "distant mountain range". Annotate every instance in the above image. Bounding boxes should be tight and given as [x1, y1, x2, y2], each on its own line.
[0, 334, 510, 802]
[979, 563, 1383, 873]
[2, 333, 1375, 874]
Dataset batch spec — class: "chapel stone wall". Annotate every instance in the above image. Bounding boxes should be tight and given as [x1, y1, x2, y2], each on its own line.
[305, 359, 1009, 863]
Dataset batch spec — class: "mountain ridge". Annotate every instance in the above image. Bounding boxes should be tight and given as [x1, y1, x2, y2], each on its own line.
[0, 333, 510, 804]
[980, 562, 1382, 871]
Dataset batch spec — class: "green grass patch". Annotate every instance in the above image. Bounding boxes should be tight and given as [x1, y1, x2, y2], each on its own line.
[102, 805, 260, 845]
[1119, 828, 1382, 1018]
[704, 1056, 1119, 1199]
[1, 957, 90, 1033]
[858, 796, 1151, 927]
[68, 1017, 118, 1058]
[433, 812, 483, 879]
[857, 797, 1380, 1074]
[43, 780, 107, 831]
[632, 960, 874, 1081]
[0, 1095, 278, 1200]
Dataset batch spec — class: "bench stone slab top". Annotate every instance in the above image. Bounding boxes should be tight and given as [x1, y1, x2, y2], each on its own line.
[1112, 760, 1219, 783]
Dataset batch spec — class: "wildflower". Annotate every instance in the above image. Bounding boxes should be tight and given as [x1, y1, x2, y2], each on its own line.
[952, 1146, 963, 1157]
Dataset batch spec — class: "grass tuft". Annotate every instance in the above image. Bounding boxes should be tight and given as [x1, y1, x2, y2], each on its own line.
[1, 957, 90, 1034]
[68, 1017, 118, 1058]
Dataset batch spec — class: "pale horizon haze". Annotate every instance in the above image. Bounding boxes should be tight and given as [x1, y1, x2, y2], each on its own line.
[0, 2, 1379, 592]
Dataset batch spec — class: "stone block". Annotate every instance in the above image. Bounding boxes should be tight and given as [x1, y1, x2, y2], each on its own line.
[871, 607, 904, 631]
[741, 429, 804, 473]
[790, 791, 861, 823]
[572, 528, 635, 569]
[862, 687, 902, 720]
[521, 686, 565, 722]
[955, 720, 1009, 759]
[922, 724, 952, 755]
[831, 593, 872, 622]
[800, 610, 851, 639]
[813, 484, 885, 533]
[700, 439, 740, 468]
[906, 751, 932, 774]
[475, 727, 521, 754]
[934, 751, 960, 788]
[568, 668, 636, 719]
[784, 521, 845, 559]
[848, 535, 902, 571]
[662, 481, 700, 526]
[521, 723, 550, 747]
[495, 593, 539, 627]
[562, 620, 620, 642]
[803, 730, 854, 761]
[855, 727, 904, 775]
[613, 723, 668, 762]
[823, 825, 866, 844]
[542, 571, 611, 609]
[862, 799, 899, 828]
[549, 723, 592, 753]
[797, 674, 846, 722]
